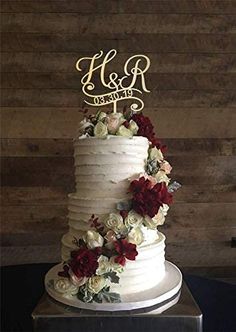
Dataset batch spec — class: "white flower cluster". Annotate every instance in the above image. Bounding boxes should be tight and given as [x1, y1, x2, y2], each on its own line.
[77, 111, 139, 139]
[147, 146, 172, 185]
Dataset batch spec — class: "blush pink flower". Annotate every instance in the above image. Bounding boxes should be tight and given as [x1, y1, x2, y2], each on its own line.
[160, 161, 172, 174]
[106, 113, 124, 134]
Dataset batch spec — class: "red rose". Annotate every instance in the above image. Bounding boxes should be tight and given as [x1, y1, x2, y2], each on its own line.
[69, 247, 99, 278]
[114, 239, 138, 266]
[130, 177, 173, 218]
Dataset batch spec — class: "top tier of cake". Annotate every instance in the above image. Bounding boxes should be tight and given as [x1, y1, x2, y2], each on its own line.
[74, 135, 149, 201]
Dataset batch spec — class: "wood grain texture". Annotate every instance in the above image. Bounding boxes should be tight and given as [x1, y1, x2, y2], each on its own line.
[2, 33, 236, 53]
[2, 53, 236, 73]
[1, 1, 119, 14]
[1, 1, 236, 14]
[2, 13, 236, 34]
[2, 108, 236, 139]
[2, 72, 236, 90]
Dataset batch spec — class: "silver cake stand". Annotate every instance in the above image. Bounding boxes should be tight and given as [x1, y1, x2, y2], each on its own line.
[45, 261, 182, 312]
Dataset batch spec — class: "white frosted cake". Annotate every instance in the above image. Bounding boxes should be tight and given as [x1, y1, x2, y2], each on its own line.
[48, 111, 181, 304]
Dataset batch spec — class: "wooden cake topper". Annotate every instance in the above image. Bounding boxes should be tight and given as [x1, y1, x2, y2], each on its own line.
[76, 49, 150, 113]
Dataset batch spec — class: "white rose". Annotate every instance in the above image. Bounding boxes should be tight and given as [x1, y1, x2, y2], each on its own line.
[83, 230, 104, 249]
[154, 170, 170, 184]
[54, 278, 78, 295]
[77, 118, 93, 135]
[140, 225, 159, 243]
[160, 203, 169, 217]
[96, 255, 110, 275]
[87, 276, 107, 294]
[106, 112, 124, 134]
[104, 213, 126, 234]
[144, 210, 165, 229]
[109, 257, 124, 273]
[149, 147, 164, 162]
[152, 210, 165, 225]
[128, 120, 139, 134]
[127, 227, 144, 245]
[94, 121, 108, 138]
[125, 210, 143, 228]
[116, 125, 133, 138]
[97, 111, 107, 121]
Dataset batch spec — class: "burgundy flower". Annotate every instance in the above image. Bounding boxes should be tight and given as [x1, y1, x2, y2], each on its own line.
[114, 239, 138, 266]
[89, 214, 104, 233]
[114, 255, 126, 266]
[129, 176, 153, 194]
[130, 177, 173, 218]
[131, 113, 166, 152]
[131, 113, 154, 141]
[69, 247, 99, 278]
[123, 120, 130, 128]
[58, 264, 70, 278]
[120, 210, 129, 219]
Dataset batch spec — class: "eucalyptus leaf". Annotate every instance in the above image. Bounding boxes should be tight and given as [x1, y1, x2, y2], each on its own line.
[100, 289, 121, 303]
[103, 271, 120, 284]
[77, 286, 94, 303]
[93, 294, 103, 303]
[168, 181, 182, 193]
[146, 159, 159, 175]
[116, 200, 132, 211]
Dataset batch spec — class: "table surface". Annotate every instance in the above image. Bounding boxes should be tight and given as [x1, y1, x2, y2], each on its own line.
[1, 263, 236, 332]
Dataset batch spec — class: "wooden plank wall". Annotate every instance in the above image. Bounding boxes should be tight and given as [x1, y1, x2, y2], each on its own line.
[1, 1, 236, 272]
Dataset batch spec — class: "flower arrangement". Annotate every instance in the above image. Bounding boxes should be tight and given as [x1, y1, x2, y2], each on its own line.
[50, 110, 181, 303]
[76, 109, 165, 144]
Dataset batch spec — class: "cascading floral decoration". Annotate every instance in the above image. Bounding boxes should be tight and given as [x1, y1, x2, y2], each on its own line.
[49, 110, 181, 303]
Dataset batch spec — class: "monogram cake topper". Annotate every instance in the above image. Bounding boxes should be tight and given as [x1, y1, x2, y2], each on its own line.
[76, 49, 150, 113]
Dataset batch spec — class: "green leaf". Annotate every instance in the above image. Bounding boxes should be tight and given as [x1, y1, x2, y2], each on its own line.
[100, 288, 121, 303]
[77, 286, 94, 303]
[146, 158, 159, 175]
[93, 293, 103, 303]
[103, 271, 120, 284]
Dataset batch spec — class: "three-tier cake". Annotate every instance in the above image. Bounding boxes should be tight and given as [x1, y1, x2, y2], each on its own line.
[45, 110, 182, 311]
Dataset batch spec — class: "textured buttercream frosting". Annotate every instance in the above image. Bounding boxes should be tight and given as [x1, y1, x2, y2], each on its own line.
[63, 136, 149, 250]
[61, 135, 166, 296]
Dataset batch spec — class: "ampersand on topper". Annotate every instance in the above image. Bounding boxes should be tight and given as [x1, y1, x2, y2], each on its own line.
[76, 49, 151, 113]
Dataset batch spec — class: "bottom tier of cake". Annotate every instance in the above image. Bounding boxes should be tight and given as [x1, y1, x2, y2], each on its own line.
[45, 260, 182, 311]
[110, 232, 166, 295]
[61, 231, 166, 297]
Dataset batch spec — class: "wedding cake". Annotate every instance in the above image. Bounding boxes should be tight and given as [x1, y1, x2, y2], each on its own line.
[45, 49, 182, 310]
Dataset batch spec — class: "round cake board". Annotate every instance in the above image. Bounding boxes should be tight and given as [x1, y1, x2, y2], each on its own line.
[45, 260, 182, 312]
